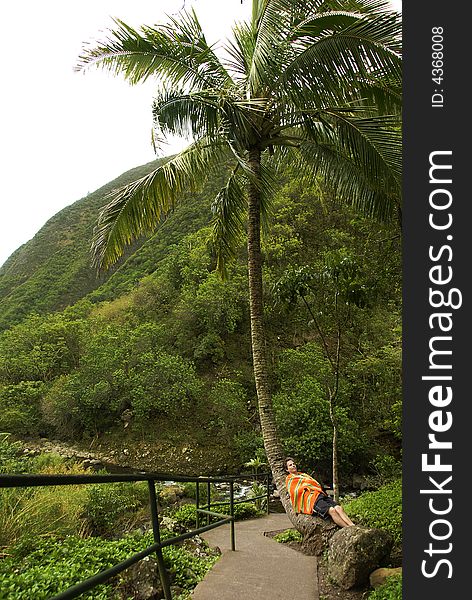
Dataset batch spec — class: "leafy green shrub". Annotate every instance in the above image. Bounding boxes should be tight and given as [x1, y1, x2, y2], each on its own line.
[172, 504, 200, 528]
[273, 343, 365, 473]
[29, 452, 67, 472]
[368, 575, 402, 599]
[347, 344, 402, 441]
[274, 529, 303, 544]
[129, 350, 202, 420]
[164, 544, 218, 589]
[0, 381, 44, 436]
[274, 377, 362, 472]
[193, 332, 225, 363]
[42, 373, 120, 438]
[180, 482, 221, 503]
[208, 379, 248, 433]
[0, 314, 85, 384]
[217, 502, 261, 520]
[366, 455, 402, 488]
[248, 481, 267, 511]
[0, 434, 70, 475]
[344, 479, 402, 545]
[233, 430, 264, 464]
[173, 502, 262, 528]
[40, 319, 204, 437]
[83, 482, 149, 535]
[0, 433, 30, 474]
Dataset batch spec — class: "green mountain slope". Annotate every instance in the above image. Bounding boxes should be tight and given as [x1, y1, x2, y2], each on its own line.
[0, 158, 222, 330]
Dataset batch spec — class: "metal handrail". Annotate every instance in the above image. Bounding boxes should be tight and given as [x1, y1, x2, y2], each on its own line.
[0, 469, 272, 600]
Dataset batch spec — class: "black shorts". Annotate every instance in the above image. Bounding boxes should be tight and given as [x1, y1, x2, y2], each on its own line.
[313, 494, 338, 520]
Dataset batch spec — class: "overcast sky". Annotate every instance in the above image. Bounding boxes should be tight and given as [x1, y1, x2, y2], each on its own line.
[0, 0, 401, 267]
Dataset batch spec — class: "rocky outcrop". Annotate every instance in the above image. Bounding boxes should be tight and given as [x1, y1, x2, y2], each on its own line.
[327, 526, 393, 589]
[21, 439, 109, 468]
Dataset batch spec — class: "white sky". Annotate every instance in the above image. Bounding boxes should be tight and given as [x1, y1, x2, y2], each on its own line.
[0, 0, 401, 268]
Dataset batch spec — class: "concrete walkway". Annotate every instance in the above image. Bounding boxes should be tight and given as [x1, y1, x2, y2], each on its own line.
[191, 512, 318, 600]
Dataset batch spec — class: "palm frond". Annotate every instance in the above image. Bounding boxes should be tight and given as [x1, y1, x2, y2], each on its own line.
[210, 167, 247, 276]
[280, 11, 401, 101]
[249, 0, 292, 93]
[153, 83, 268, 151]
[289, 134, 399, 221]
[317, 109, 402, 186]
[82, 0, 402, 277]
[349, 74, 402, 113]
[152, 88, 222, 141]
[76, 9, 233, 91]
[224, 22, 256, 83]
[92, 138, 229, 270]
[209, 153, 279, 276]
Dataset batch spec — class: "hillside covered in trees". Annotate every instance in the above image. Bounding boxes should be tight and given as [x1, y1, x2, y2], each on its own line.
[0, 159, 401, 482]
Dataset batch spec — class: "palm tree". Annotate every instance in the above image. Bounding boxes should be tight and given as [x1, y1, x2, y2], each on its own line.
[76, 0, 401, 536]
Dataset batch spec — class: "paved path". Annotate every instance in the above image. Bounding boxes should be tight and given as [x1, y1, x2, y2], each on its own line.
[191, 513, 318, 600]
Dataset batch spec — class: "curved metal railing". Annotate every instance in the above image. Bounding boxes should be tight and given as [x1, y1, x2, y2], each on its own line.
[0, 470, 271, 600]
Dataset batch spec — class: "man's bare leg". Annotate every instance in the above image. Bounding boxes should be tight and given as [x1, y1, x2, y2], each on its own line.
[335, 505, 355, 526]
[328, 506, 355, 527]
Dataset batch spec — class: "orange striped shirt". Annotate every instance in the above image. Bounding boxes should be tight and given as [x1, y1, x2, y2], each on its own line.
[285, 472, 325, 514]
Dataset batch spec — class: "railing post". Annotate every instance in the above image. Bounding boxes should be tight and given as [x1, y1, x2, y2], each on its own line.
[195, 480, 200, 529]
[229, 480, 235, 551]
[148, 480, 172, 600]
[266, 473, 270, 515]
[207, 481, 211, 526]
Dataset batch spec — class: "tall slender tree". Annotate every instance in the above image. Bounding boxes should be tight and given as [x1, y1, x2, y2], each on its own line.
[77, 0, 401, 536]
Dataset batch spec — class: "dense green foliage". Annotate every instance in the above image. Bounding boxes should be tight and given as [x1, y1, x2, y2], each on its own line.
[344, 480, 402, 545]
[83, 482, 150, 536]
[0, 1, 403, 593]
[273, 343, 365, 474]
[172, 502, 262, 528]
[0, 166, 401, 476]
[0, 437, 222, 598]
[0, 437, 151, 547]
[0, 434, 33, 475]
[0, 531, 217, 599]
[368, 575, 402, 600]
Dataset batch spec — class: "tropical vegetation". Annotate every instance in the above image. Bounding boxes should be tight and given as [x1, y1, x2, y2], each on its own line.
[0, 1, 403, 594]
[0, 170, 401, 475]
[75, 0, 401, 533]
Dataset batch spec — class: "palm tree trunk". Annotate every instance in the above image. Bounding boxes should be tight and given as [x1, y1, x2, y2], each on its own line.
[246, 149, 289, 506]
[246, 149, 308, 531]
[246, 149, 330, 539]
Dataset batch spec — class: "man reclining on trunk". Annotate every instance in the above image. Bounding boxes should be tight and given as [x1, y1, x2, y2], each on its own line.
[285, 457, 354, 527]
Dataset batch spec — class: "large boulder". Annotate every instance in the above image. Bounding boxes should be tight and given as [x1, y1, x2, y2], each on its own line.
[327, 526, 393, 589]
